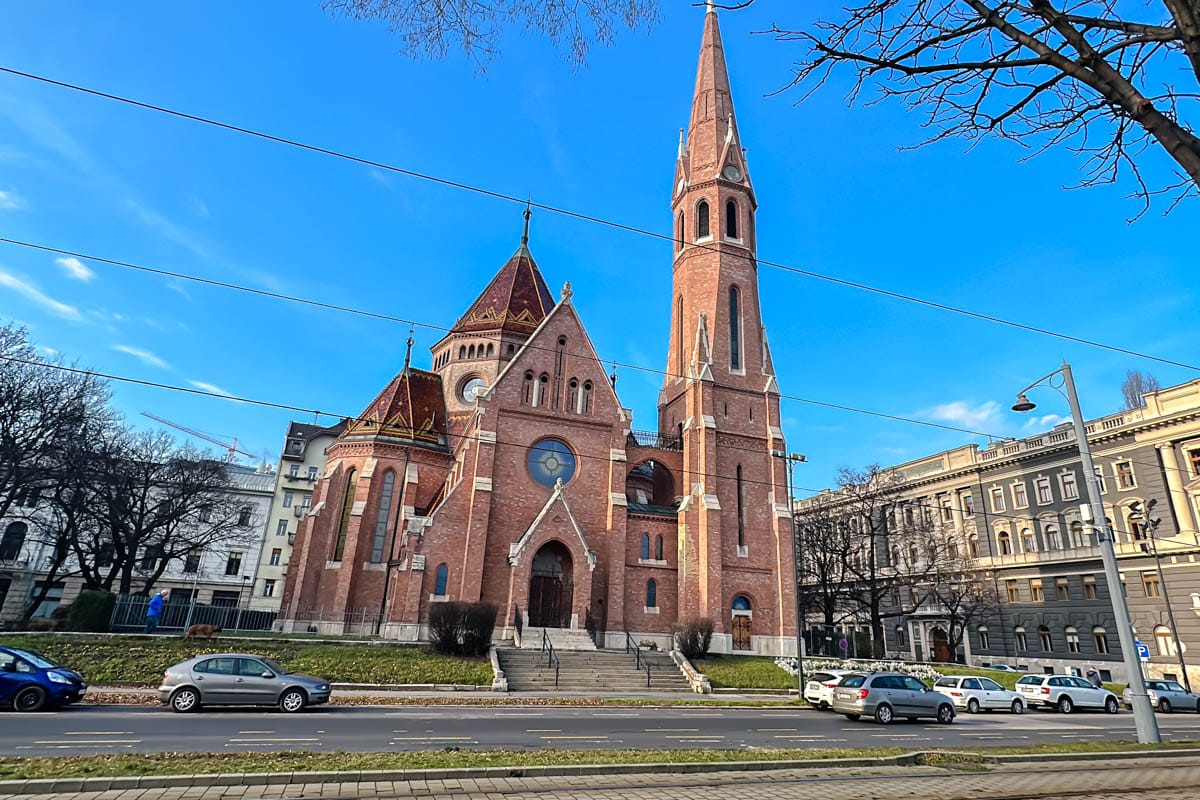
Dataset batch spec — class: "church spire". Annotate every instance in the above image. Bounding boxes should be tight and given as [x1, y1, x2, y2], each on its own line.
[682, 1, 749, 188]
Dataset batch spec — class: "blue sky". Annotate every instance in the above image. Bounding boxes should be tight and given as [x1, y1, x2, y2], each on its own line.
[0, 1, 1196, 492]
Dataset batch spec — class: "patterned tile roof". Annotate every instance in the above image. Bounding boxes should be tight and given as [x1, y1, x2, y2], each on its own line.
[452, 245, 554, 335]
[344, 367, 447, 447]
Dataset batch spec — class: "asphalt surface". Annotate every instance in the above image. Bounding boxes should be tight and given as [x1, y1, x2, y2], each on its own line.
[4, 704, 1200, 755]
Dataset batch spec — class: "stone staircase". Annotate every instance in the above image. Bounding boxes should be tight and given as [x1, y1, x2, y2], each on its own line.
[517, 626, 597, 651]
[497, 647, 693, 692]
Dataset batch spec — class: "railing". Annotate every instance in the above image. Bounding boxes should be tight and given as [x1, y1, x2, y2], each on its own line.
[110, 594, 278, 633]
[542, 629, 560, 688]
[629, 430, 683, 451]
[625, 632, 653, 688]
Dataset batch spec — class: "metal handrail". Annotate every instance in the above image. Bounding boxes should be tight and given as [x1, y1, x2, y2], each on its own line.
[513, 605, 523, 637]
[624, 632, 653, 687]
[542, 629, 561, 687]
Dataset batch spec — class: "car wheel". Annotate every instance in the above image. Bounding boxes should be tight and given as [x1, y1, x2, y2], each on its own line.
[1058, 695, 1074, 714]
[14, 686, 47, 713]
[844, 713, 861, 721]
[1010, 699, 1024, 715]
[818, 701, 828, 711]
[936, 704, 955, 725]
[1104, 696, 1119, 714]
[279, 688, 307, 713]
[1159, 699, 1173, 714]
[874, 704, 894, 725]
[170, 687, 201, 713]
[967, 698, 980, 714]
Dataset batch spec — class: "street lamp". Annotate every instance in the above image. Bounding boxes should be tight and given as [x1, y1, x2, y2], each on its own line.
[1011, 360, 1160, 744]
[1129, 500, 1191, 693]
[776, 450, 808, 696]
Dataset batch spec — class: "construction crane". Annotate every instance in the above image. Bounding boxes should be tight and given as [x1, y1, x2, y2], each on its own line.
[141, 412, 257, 463]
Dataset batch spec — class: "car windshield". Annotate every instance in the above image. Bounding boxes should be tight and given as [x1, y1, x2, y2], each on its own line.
[261, 658, 289, 675]
[1163, 682, 1186, 692]
[10, 648, 58, 669]
[935, 678, 957, 687]
[841, 674, 866, 688]
[1016, 676, 1042, 685]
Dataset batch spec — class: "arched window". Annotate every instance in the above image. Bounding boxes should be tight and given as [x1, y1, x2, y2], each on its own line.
[725, 200, 738, 239]
[976, 626, 990, 650]
[646, 579, 658, 608]
[522, 371, 535, 405]
[486, 343, 494, 357]
[370, 470, 396, 563]
[507, 344, 515, 356]
[1014, 626, 1027, 651]
[696, 200, 710, 238]
[1045, 525, 1061, 550]
[1021, 528, 1036, 553]
[334, 468, 358, 562]
[567, 378, 579, 413]
[1070, 520, 1084, 548]
[655, 535, 664, 561]
[641, 534, 650, 560]
[458, 345, 466, 359]
[1065, 626, 1080, 653]
[434, 563, 448, 596]
[676, 295, 685, 375]
[967, 533, 979, 558]
[1155, 625, 1177, 656]
[732, 595, 752, 611]
[677, 210, 685, 250]
[1038, 625, 1053, 651]
[581, 381, 593, 414]
[536, 373, 549, 407]
[1, 522, 27, 561]
[736, 464, 745, 548]
[729, 286, 742, 371]
[997, 530, 1012, 556]
[1093, 626, 1110, 654]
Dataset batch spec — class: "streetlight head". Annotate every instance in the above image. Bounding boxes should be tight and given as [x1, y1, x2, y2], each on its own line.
[1012, 393, 1037, 413]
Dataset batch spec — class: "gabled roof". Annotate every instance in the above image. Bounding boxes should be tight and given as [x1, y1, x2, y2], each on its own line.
[343, 367, 448, 447]
[451, 245, 554, 336]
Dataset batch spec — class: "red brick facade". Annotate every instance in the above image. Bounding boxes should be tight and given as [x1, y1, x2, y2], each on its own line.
[279, 6, 798, 655]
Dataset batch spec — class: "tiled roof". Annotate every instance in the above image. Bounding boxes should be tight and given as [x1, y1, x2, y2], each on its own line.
[344, 368, 447, 447]
[452, 246, 554, 335]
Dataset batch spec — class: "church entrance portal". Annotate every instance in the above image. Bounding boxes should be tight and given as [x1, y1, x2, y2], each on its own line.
[529, 542, 573, 628]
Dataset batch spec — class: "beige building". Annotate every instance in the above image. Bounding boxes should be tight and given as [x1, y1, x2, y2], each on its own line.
[248, 420, 346, 611]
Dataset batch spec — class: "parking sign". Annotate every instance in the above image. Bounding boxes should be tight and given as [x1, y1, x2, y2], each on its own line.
[1135, 639, 1151, 661]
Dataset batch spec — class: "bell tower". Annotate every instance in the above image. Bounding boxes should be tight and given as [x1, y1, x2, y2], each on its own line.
[659, 2, 796, 655]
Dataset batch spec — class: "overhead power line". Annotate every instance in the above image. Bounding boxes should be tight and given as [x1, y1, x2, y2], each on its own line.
[0, 65, 1196, 374]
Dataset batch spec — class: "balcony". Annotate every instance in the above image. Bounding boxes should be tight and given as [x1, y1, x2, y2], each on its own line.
[283, 472, 318, 483]
[628, 430, 683, 451]
[0, 558, 29, 570]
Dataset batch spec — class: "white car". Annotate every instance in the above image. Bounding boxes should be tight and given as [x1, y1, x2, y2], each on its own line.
[934, 675, 1024, 714]
[1015, 674, 1120, 714]
[1122, 679, 1200, 713]
[984, 664, 1019, 672]
[804, 669, 856, 710]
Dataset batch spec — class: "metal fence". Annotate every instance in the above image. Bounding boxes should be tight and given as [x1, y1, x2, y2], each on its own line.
[110, 594, 276, 633]
[282, 605, 383, 636]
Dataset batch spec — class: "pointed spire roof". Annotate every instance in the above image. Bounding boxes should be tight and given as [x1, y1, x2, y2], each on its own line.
[452, 207, 555, 336]
[681, 3, 750, 187]
[344, 334, 448, 446]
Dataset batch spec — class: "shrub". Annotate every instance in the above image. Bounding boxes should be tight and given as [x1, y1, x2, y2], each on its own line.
[428, 601, 465, 655]
[674, 617, 714, 660]
[49, 604, 72, 632]
[460, 603, 497, 656]
[66, 591, 116, 632]
[429, 601, 496, 656]
[24, 618, 52, 632]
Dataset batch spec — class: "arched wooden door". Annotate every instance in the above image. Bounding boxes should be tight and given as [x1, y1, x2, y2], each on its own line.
[529, 542, 573, 628]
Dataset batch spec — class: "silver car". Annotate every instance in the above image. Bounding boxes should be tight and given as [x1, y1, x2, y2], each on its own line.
[159, 654, 331, 713]
[1122, 679, 1200, 713]
[831, 672, 956, 725]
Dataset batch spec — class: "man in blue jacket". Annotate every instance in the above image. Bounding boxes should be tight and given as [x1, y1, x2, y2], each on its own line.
[144, 590, 168, 634]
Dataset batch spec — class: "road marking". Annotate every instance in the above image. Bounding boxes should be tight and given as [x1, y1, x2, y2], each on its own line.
[646, 728, 700, 732]
[34, 739, 142, 745]
[664, 734, 723, 739]
[227, 738, 320, 743]
[773, 734, 821, 739]
[872, 734, 919, 738]
[494, 712, 545, 717]
[526, 729, 562, 733]
[775, 737, 843, 742]
[64, 731, 132, 735]
[238, 730, 275, 734]
[591, 712, 642, 716]
[758, 728, 798, 732]
[540, 735, 610, 740]
[20, 744, 136, 750]
[391, 736, 474, 741]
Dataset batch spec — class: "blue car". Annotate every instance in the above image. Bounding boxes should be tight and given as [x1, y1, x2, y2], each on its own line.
[0, 645, 88, 712]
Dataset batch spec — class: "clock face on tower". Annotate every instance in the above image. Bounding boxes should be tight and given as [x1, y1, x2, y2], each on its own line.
[722, 164, 742, 182]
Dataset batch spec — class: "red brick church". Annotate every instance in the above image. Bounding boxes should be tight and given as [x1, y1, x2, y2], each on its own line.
[280, 5, 798, 655]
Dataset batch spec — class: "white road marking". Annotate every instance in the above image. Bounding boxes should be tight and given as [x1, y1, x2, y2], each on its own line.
[540, 735, 610, 740]
[64, 731, 133, 735]
[34, 739, 142, 745]
[227, 738, 320, 743]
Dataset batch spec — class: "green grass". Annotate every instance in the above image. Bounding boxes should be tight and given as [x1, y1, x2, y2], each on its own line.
[2, 741, 1196, 782]
[0, 634, 492, 686]
[692, 655, 795, 690]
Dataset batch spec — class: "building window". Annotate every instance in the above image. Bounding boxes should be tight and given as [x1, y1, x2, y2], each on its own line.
[676, 296, 685, 375]
[1082, 575, 1097, 599]
[282, 492, 294, 509]
[523, 371, 535, 405]
[729, 286, 742, 371]
[967, 533, 979, 558]
[997, 530, 1013, 556]
[1006, 579, 1020, 602]
[276, 519, 288, 537]
[238, 506, 252, 527]
[940, 496, 953, 521]
[1045, 525, 1060, 551]
[1012, 483, 1028, 508]
[1030, 579, 1044, 602]
[1066, 627, 1080, 653]
[262, 579, 276, 598]
[1094, 627, 1109, 654]
[370, 470, 397, 564]
[646, 579, 658, 608]
[962, 492, 975, 517]
[225, 552, 243, 577]
[183, 551, 201, 574]
[1021, 528, 1037, 553]
[1035, 477, 1053, 504]
[30, 581, 64, 618]
[1055, 578, 1070, 601]
[434, 564, 448, 596]
[580, 381, 593, 414]
[977, 626, 990, 650]
[1116, 461, 1135, 489]
[308, 466, 319, 481]
[537, 373, 549, 407]
[1143, 571, 1162, 598]
[725, 200, 738, 239]
[1189, 448, 1200, 478]
[655, 535, 664, 561]
[736, 464, 745, 547]
[289, 464, 300, 477]
[528, 438, 576, 488]
[269, 548, 282, 567]
[140, 546, 163, 572]
[1061, 471, 1079, 500]
[334, 468, 358, 562]
[896, 625, 907, 647]
[1155, 625, 1177, 656]
[641, 534, 650, 560]
[1015, 627, 1028, 651]
[1094, 467, 1107, 494]
[1070, 521, 1086, 548]
[0, 522, 26, 561]
[990, 486, 1006, 512]
[1038, 625, 1053, 651]
[696, 200, 710, 238]
[677, 211, 685, 250]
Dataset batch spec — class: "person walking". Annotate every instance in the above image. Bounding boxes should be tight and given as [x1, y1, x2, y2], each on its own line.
[1087, 668, 1103, 688]
[144, 589, 168, 634]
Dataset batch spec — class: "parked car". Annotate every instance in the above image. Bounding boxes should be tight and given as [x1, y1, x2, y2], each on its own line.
[1122, 680, 1200, 713]
[934, 675, 1024, 714]
[159, 654, 330, 713]
[0, 645, 88, 712]
[1015, 674, 1120, 713]
[984, 664, 1019, 672]
[804, 669, 856, 710]
[831, 672, 956, 724]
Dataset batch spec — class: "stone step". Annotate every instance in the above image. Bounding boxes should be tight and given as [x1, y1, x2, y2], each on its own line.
[496, 644, 692, 693]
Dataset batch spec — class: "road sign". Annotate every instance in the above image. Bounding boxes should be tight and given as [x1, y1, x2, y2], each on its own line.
[838, 638, 848, 652]
[1135, 640, 1151, 661]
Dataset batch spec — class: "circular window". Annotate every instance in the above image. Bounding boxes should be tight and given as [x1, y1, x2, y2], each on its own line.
[528, 438, 576, 488]
[459, 375, 487, 403]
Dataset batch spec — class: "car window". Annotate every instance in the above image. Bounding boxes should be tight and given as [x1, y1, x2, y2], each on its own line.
[842, 675, 866, 688]
[196, 658, 236, 676]
[935, 678, 958, 688]
[980, 678, 1003, 691]
[1163, 682, 1186, 692]
[1017, 676, 1042, 686]
[963, 678, 981, 690]
[10, 648, 57, 669]
[261, 658, 288, 676]
[812, 672, 834, 683]
[1072, 677, 1093, 689]
[903, 677, 927, 692]
[0, 652, 17, 672]
[238, 658, 272, 677]
[869, 675, 895, 690]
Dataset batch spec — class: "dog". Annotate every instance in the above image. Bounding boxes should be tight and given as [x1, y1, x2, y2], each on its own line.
[184, 624, 222, 640]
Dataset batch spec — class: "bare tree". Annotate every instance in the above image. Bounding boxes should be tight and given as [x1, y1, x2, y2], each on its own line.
[323, 0, 658, 70]
[775, 1, 1200, 215]
[1121, 368, 1162, 409]
[795, 491, 854, 642]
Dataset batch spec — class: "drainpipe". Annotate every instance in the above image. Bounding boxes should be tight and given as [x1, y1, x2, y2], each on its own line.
[376, 447, 412, 636]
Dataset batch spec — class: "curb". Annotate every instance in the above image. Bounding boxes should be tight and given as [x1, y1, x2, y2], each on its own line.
[4, 748, 1199, 795]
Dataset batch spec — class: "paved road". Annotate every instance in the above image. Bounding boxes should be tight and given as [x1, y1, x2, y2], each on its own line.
[4, 704, 1200, 755]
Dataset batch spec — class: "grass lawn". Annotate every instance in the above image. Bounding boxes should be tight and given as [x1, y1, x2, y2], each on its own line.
[2, 741, 1196, 781]
[0, 634, 492, 686]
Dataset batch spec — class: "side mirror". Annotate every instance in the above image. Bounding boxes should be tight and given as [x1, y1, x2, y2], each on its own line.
[0, 662, 15, 672]
[261, 672, 275, 679]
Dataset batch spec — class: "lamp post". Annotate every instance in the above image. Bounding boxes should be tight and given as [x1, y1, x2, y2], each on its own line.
[1011, 360, 1161, 744]
[1130, 501, 1192, 693]
[777, 450, 808, 696]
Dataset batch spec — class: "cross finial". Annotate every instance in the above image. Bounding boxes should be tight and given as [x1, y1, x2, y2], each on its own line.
[403, 327, 414, 372]
[521, 202, 532, 247]
[705, 0, 716, 14]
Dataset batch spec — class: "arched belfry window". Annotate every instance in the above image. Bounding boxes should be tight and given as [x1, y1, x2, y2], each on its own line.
[522, 371, 535, 405]
[677, 211, 685, 250]
[655, 535, 664, 561]
[334, 468, 357, 562]
[646, 579, 658, 608]
[696, 200, 710, 239]
[434, 563, 448, 596]
[729, 286, 742, 371]
[581, 381, 593, 414]
[468, 344, 475, 359]
[725, 200, 738, 239]
[736, 464, 745, 547]
[641, 534, 650, 560]
[676, 296, 685, 376]
[370, 470, 396, 563]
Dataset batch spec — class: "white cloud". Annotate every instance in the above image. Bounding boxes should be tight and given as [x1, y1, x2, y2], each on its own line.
[0, 190, 26, 210]
[188, 380, 233, 397]
[37, 346, 57, 357]
[922, 400, 1001, 430]
[1024, 413, 1069, 431]
[55, 256, 96, 282]
[112, 344, 170, 369]
[0, 271, 82, 321]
